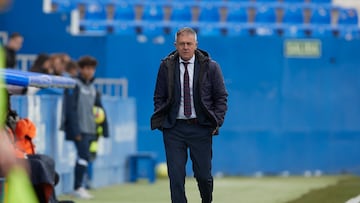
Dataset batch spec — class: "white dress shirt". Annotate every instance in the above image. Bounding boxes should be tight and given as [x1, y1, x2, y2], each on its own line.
[177, 55, 197, 119]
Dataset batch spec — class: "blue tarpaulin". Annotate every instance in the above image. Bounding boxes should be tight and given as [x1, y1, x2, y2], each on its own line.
[0, 69, 76, 88]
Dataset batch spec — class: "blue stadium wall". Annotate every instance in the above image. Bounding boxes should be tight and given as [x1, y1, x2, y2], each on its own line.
[2, 0, 360, 176]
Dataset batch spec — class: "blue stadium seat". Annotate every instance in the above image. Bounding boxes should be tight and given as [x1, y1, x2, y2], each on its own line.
[51, 0, 76, 12]
[197, 23, 224, 36]
[255, 24, 277, 36]
[309, 5, 332, 25]
[335, 8, 359, 40]
[197, 0, 226, 7]
[338, 8, 358, 26]
[137, 0, 171, 4]
[79, 1, 110, 34]
[306, 4, 341, 38]
[113, 2, 136, 21]
[223, 23, 251, 37]
[170, 3, 193, 23]
[226, 4, 248, 23]
[200, 0, 225, 2]
[282, 0, 305, 3]
[171, 0, 194, 1]
[256, 0, 281, 3]
[339, 26, 360, 40]
[310, 0, 331, 3]
[281, 25, 310, 38]
[97, 0, 121, 4]
[198, 4, 221, 23]
[142, 4, 165, 22]
[226, 0, 252, 5]
[82, 2, 107, 20]
[282, 5, 304, 24]
[254, 5, 277, 24]
[113, 22, 138, 35]
[311, 26, 339, 37]
[79, 21, 109, 35]
[74, 0, 100, 7]
[278, 5, 311, 38]
[167, 21, 202, 37]
[139, 23, 167, 36]
[252, 4, 279, 37]
[224, 3, 252, 36]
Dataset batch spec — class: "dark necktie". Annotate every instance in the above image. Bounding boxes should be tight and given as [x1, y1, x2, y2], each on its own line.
[182, 62, 191, 118]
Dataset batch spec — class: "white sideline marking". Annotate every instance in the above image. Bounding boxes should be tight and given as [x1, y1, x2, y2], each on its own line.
[345, 195, 360, 203]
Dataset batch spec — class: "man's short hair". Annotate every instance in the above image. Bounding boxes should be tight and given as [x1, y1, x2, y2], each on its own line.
[77, 56, 98, 68]
[9, 32, 23, 39]
[175, 27, 197, 42]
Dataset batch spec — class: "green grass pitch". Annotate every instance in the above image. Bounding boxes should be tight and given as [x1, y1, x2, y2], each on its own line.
[59, 175, 360, 203]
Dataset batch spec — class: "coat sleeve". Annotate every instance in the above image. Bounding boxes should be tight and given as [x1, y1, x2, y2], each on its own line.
[63, 85, 81, 140]
[210, 61, 228, 127]
[153, 62, 169, 112]
[151, 61, 171, 130]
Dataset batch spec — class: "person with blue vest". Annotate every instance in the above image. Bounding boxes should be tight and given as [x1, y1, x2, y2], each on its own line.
[62, 56, 109, 199]
[151, 27, 228, 203]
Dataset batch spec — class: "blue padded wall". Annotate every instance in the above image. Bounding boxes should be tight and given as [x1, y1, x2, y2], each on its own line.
[104, 35, 360, 176]
[2, 0, 360, 177]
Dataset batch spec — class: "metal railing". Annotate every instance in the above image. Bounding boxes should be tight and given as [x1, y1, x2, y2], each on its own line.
[15, 54, 128, 98]
[17, 54, 37, 71]
[94, 78, 128, 98]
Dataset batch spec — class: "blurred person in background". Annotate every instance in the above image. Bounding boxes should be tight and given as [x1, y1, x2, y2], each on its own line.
[4, 32, 23, 69]
[63, 60, 79, 78]
[50, 54, 66, 76]
[62, 56, 108, 199]
[151, 27, 228, 203]
[59, 53, 71, 65]
[27, 53, 53, 95]
[29, 53, 52, 74]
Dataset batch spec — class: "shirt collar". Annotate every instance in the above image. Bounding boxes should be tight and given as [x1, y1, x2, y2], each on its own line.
[179, 55, 195, 65]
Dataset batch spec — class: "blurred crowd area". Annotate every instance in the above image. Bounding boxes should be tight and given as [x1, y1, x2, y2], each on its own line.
[27, 52, 79, 78]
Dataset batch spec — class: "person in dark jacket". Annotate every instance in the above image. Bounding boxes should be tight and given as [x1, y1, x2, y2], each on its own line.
[150, 27, 228, 203]
[4, 32, 23, 69]
[62, 56, 109, 199]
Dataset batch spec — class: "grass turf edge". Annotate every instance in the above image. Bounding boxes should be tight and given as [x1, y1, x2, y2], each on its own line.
[286, 175, 360, 203]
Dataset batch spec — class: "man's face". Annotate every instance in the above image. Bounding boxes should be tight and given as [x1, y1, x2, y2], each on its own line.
[175, 32, 197, 61]
[9, 36, 23, 51]
[79, 66, 95, 81]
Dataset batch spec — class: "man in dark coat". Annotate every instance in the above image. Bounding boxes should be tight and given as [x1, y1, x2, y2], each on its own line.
[151, 27, 228, 203]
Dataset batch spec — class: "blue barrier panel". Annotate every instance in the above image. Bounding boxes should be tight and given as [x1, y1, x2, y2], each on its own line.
[91, 97, 137, 187]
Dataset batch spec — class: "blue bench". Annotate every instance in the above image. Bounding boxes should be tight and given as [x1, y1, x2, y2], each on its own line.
[127, 152, 157, 183]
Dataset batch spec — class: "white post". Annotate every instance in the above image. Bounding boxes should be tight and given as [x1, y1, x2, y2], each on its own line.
[0, 31, 8, 45]
[70, 9, 80, 35]
[43, 0, 52, 14]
